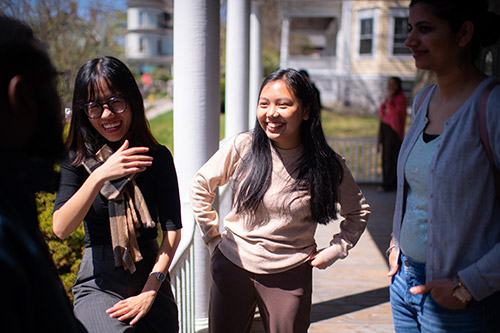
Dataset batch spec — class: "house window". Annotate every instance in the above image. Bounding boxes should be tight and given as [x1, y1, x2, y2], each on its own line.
[158, 38, 163, 55]
[139, 11, 145, 26]
[359, 18, 373, 55]
[389, 8, 411, 57]
[139, 37, 145, 53]
[393, 17, 411, 55]
[356, 8, 378, 58]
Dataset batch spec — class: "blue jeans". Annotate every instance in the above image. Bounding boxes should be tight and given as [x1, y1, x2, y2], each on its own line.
[390, 253, 500, 332]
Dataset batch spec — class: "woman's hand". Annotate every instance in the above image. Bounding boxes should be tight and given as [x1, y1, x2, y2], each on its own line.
[387, 248, 399, 277]
[94, 140, 153, 183]
[309, 251, 328, 269]
[106, 290, 157, 326]
[410, 278, 468, 310]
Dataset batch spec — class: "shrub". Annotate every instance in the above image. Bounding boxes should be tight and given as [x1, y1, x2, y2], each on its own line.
[36, 191, 85, 302]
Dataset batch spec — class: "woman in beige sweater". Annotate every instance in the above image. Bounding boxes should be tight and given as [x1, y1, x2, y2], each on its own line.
[191, 68, 370, 333]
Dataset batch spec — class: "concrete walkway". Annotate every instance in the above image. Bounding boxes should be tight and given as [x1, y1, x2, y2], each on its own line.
[145, 98, 173, 120]
[251, 184, 396, 332]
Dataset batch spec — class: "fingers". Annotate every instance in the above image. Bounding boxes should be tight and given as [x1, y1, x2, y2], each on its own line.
[410, 282, 433, 295]
[387, 264, 399, 277]
[309, 253, 328, 269]
[387, 247, 399, 277]
[118, 139, 129, 152]
[106, 302, 144, 323]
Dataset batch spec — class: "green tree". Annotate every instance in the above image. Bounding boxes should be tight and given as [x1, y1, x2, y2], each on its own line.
[0, 0, 126, 107]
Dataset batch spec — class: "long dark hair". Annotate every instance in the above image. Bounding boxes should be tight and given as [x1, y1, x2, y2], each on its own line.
[233, 68, 344, 225]
[410, 0, 500, 61]
[66, 56, 158, 164]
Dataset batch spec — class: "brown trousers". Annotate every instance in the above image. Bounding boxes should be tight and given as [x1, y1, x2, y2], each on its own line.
[209, 248, 312, 333]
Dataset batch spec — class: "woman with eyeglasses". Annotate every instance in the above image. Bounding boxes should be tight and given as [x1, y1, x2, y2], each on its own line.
[53, 56, 181, 332]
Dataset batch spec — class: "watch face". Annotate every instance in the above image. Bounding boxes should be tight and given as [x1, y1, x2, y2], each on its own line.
[151, 272, 166, 282]
[455, 287, 470, 303]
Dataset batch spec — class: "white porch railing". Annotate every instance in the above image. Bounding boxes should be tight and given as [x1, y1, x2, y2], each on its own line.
[169, 201, 196, 333]
[327, 137, 382, 184]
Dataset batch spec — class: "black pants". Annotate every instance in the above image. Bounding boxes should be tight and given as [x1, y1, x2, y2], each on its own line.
[379, 122, 402, 191]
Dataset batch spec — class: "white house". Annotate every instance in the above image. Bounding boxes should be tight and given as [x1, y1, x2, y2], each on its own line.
[125, 0, 173, 73]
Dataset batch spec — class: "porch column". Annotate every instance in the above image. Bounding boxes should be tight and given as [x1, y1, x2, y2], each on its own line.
[248, 0, 264, 128]
[279, 16, 290, 68]
[225, 0, 250, 137]
[173, 0, 220, 330]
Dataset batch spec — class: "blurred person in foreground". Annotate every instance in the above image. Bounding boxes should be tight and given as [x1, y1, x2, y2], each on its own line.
[387, 0, 500, 331]
[0, 15, 85, 332]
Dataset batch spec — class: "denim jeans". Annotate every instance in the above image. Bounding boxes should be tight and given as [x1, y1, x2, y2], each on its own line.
[390, 253, 500, 332]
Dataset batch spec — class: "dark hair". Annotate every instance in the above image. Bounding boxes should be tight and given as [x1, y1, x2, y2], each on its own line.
[233, 68, 344, 225]
[66, 56, 158, 164]
[299, 69, 310, 78]
[410, 0, 500, 60]
[0, 15, 64, 161]
[389, 76, 403, 95]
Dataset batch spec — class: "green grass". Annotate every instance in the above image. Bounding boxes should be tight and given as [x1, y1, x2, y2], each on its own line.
[148, 111, 226, 152]
[148, 110, 385, 151]
[321, 112, 380, 138]
[148, 111, 174, 151]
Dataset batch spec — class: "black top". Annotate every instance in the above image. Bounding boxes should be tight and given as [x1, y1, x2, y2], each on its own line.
[54, 145, 182, 247]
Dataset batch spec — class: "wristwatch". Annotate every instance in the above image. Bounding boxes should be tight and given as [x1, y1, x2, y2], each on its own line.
[452, 276, 472, 304]
[149, 271, 166, 282]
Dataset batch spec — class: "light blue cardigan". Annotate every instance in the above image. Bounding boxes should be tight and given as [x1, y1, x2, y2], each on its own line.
[392, 76, 500, 301]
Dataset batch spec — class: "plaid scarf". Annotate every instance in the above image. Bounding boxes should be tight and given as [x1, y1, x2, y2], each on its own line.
[82, 145, 156, 274]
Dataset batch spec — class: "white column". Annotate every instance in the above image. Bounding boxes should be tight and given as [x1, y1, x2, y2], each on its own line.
[279, 16, 290, 68]
[173, 0, 220, 330]
[225, 0, 250, 137]
[248, 0, 264, 128]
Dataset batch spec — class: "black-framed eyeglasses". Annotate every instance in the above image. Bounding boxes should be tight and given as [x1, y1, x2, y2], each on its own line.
[81, 95, 128, 119]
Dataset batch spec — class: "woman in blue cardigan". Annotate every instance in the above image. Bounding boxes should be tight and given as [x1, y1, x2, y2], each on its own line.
[387, 0, 500, 331]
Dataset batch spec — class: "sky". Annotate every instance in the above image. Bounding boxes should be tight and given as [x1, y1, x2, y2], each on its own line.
[76, 0, 127, 16]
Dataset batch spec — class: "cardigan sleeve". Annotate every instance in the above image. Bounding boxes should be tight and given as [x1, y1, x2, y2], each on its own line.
[318, 156, 371, 267]
[190, 133, 248, 253]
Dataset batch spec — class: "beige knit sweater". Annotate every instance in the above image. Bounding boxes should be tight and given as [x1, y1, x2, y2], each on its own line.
[190, 133, 370, 274]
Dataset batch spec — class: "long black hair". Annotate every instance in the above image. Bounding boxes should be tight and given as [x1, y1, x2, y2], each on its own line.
[233, 68, 344, 225]
[410, 0, 500, 62]
[66, 56, 158, 164]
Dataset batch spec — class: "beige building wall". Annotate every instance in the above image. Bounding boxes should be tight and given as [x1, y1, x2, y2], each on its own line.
[350, 0, 415, 78]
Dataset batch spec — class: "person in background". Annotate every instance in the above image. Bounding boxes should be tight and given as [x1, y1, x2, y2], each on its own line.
[299, 69, 322, 110]
[0, 15, 85, 332]
[53, 56, 182, 332]
[387, 0, 500, 331]
[191, 68, 370, 332]
[378, 76, 407, 192]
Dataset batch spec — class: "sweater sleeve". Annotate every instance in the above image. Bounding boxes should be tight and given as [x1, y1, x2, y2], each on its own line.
[319, 156, 371, 267]
[458, 84, 500, 301]
[190, 134, 247, 253]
